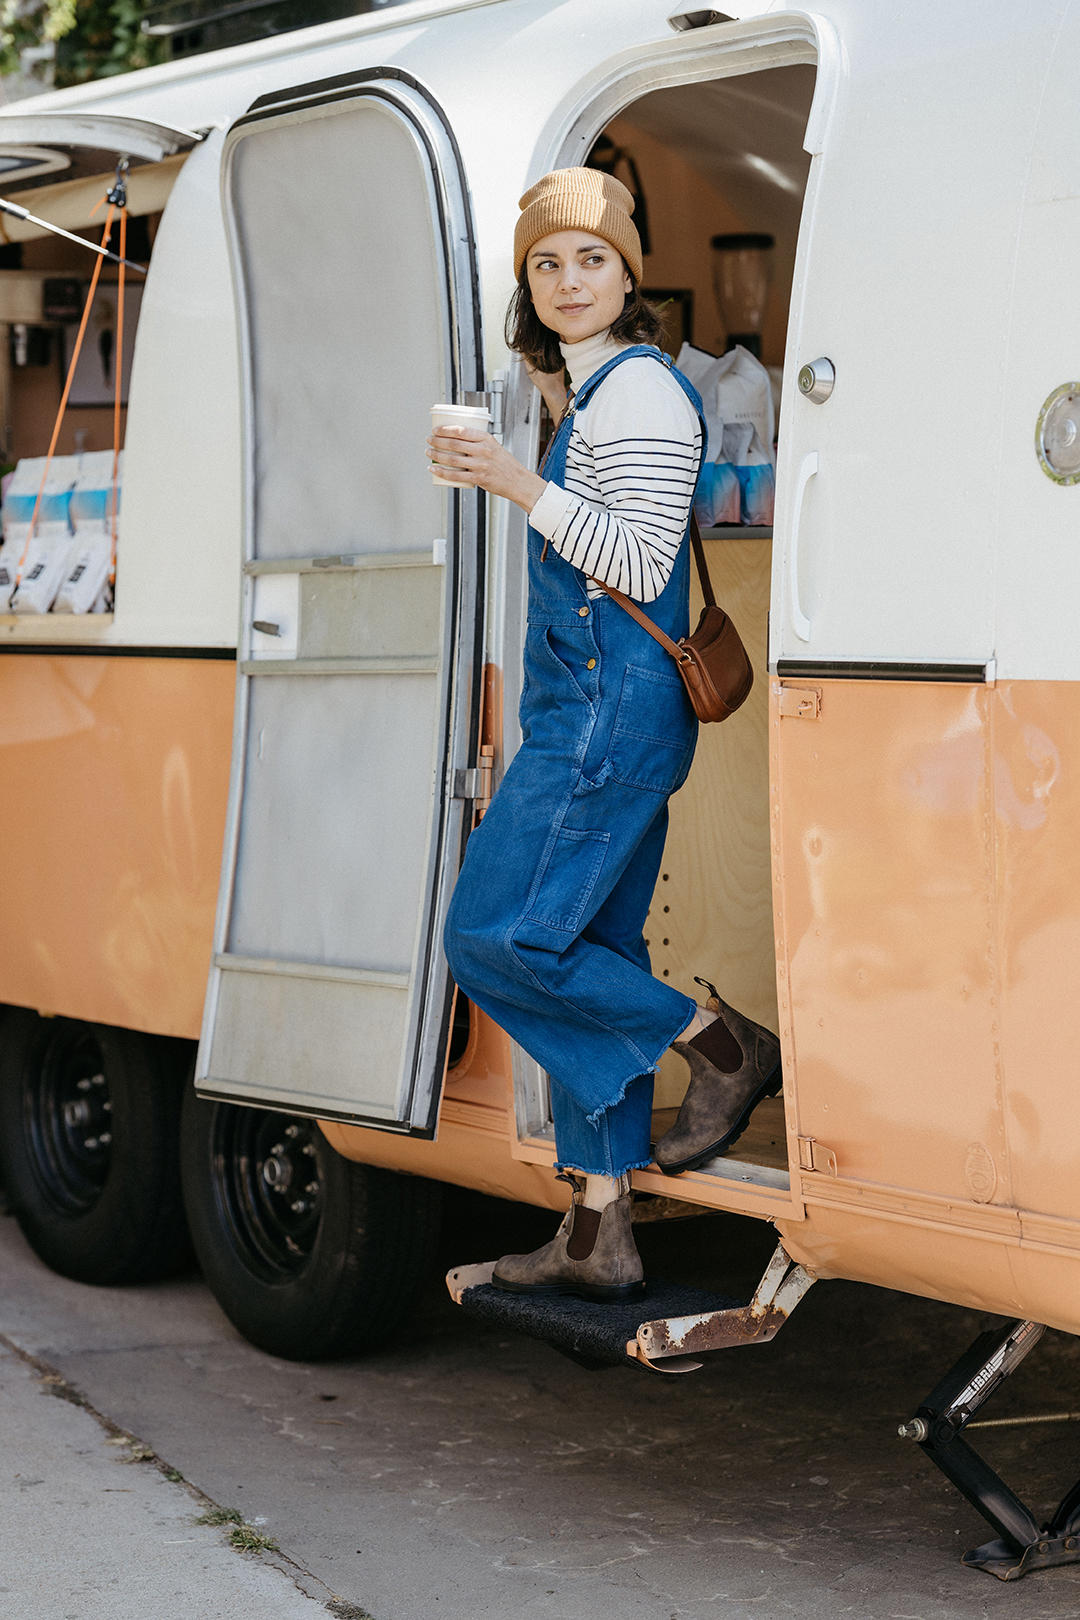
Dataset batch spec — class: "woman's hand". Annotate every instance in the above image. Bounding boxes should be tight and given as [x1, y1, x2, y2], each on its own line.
[524, 360, 569, 421]
[427, 426, 547, 514]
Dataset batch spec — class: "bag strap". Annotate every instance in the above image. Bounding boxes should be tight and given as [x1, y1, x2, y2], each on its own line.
[587, 510, 717, 658]
[689, 510, 716, 608]
[588, 574, 689, 663]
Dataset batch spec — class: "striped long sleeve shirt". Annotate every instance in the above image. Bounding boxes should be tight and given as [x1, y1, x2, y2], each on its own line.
[527, 332, 702, 602]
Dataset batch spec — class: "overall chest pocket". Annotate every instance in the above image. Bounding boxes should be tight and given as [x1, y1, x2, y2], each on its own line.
[608, 664, 696, 794]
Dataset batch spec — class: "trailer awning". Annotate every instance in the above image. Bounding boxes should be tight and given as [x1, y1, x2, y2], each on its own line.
[0, 113, 200, 191]
[0, 113, 202, 240]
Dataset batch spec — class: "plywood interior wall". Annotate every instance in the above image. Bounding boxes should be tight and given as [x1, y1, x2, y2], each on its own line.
[648, 538, 776, 1109]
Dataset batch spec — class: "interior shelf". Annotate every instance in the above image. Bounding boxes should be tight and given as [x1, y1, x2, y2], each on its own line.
[699, 525, 773, 540]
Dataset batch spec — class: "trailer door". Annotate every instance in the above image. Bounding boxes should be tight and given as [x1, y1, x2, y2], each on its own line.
[198, 74, 484, 1133]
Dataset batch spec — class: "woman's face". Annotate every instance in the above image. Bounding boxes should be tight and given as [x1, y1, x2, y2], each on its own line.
[526, 230, 632, 347]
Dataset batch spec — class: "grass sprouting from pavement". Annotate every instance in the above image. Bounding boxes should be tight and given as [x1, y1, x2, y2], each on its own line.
[195, 1507, 243, 1526]
[228, 1524, 280, 1553]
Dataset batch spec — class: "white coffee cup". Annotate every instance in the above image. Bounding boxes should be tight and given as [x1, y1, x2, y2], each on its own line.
[430, 403, 491, 487]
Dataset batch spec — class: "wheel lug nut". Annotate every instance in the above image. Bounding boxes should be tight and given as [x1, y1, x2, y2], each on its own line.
[77, 1078, 92, 1091]
[290, 1199, 306, 1213]
[285, 1125, 300, 1139]
[85, 1137, 98, 1150]
[99, 1132, 112, 1145]
[270, 1143, 284, 1155]
[305, 1181, 318, 1194]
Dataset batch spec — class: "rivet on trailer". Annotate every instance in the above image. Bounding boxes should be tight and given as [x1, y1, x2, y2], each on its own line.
[0, 0, 1077, 1584]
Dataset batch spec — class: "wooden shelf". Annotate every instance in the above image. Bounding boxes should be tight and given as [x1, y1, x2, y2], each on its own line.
[0, 613, 114, 643]
[699, 525, 773, 540]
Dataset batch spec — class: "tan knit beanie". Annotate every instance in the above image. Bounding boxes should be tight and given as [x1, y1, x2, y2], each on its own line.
[514, 168, 643, 283]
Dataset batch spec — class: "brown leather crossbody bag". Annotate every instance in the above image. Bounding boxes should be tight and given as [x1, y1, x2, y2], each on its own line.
[590, 513, 754, 724]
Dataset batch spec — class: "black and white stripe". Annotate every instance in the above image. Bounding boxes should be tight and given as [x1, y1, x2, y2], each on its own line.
[529, 351, 702, 602]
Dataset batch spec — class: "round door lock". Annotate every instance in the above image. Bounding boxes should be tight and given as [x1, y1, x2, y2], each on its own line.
[1036, 382, 1080, 484]
[798, 356, 835, 403]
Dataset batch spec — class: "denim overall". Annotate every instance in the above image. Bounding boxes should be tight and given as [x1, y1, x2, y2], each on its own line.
[444, 346, 707, 1176]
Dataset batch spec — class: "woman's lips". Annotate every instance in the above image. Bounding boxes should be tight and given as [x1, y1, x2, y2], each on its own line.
[558, 303, 589, 314]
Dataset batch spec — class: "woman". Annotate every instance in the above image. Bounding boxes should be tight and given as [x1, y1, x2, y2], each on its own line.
[431, 168, 780, 1304]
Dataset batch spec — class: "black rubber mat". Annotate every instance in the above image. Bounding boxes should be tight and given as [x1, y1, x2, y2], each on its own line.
[459, 1279, 743, 1370]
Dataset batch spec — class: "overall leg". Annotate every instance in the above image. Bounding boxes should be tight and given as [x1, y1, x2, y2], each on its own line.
[446, 753, 695, 1123]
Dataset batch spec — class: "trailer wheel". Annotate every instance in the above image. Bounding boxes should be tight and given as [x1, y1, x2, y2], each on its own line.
[0, 1008, 191, 1284]
[180, 1087, 442, 1361]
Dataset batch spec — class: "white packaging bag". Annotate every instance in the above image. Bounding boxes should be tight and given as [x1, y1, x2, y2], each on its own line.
[4, 455, 79, 614]
[12, 529, 79, 614]
[54, 451, 121, 615]
[0, 535, 21, 608]
[2, 455, 78, 540]
[677, 342, 776, 527]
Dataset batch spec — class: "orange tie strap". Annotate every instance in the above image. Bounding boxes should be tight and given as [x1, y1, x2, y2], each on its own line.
[14, 202, 115, 589]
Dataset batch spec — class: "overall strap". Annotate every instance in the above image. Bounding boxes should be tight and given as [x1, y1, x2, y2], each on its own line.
[552, 344, 716, 610]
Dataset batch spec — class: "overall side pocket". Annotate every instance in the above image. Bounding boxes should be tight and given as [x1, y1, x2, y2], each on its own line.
[609, 664, 696, 794]
[514, 826, 611, 949]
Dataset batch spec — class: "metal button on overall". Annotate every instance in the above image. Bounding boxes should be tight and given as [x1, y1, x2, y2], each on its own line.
[443, 344, 706, 1155]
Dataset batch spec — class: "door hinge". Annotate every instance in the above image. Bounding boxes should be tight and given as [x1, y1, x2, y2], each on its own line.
[451, 745, 494, 813]
[462, 373, 506, 439]
[797, 1135, 837, 1175]
[778, 684, 821, 720]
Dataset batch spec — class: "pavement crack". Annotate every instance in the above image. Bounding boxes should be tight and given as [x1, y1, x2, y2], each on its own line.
[0, 1329, 361, 1616]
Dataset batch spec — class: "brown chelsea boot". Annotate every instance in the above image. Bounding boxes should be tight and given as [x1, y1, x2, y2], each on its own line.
[655, 982, 782, 1176]
[492, 1174, 645, 1303]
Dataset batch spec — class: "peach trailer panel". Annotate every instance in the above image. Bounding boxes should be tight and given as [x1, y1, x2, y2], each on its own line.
[0, 654, 233, 1039]
[773, 677, 1080, 1331]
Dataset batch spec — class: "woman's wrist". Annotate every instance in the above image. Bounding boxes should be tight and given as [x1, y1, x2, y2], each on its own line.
[505, 466, 548, 514]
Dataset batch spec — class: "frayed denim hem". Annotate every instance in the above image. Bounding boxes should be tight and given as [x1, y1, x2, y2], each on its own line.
[582, 991, 696, 1128]
[554, 1155, 655, 1177]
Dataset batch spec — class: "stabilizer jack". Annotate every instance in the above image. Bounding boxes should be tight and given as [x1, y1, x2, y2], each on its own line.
[900, 1317, 1080, 1579]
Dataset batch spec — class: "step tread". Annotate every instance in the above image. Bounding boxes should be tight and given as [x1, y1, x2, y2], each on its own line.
[457, 1278, 744, 1370]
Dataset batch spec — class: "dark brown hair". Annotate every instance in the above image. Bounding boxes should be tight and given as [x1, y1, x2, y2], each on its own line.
[504, 260, 665, 375]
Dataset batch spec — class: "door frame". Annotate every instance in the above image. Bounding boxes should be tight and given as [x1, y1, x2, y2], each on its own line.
[499, 14, 836, 1221]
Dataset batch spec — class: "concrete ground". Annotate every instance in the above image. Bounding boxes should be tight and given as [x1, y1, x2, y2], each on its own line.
[2, 1191, 1080, 1620]
[0, 1338, 335, 1619]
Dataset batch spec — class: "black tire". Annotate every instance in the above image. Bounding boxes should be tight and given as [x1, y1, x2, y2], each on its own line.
[0, 1008, 191, 1284]
[180, 1086, 443, 1361]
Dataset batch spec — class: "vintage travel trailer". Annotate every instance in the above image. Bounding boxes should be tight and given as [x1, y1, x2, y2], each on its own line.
[0, 0, 1078, 1579]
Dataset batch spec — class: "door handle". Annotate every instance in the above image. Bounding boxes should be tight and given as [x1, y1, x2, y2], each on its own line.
[788, 450, 817, 643]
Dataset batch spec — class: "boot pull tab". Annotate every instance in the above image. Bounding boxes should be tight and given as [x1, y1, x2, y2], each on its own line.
[693, 975, 722, 1012]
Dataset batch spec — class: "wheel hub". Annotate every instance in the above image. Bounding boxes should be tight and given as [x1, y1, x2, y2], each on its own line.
[24, 1030, 113, 1215]
[209, 1108, 324, 1280]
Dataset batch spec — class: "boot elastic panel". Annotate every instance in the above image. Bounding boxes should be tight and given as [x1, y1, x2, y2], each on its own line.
[688, 1008, 743, 1074]
[566, 1203, 601, 1261]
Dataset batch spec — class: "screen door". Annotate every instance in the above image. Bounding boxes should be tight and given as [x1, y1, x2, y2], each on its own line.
[197, 73, 484, 1132]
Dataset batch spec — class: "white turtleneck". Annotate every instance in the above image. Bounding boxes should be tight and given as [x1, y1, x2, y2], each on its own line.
[527, 330, 702, 602]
